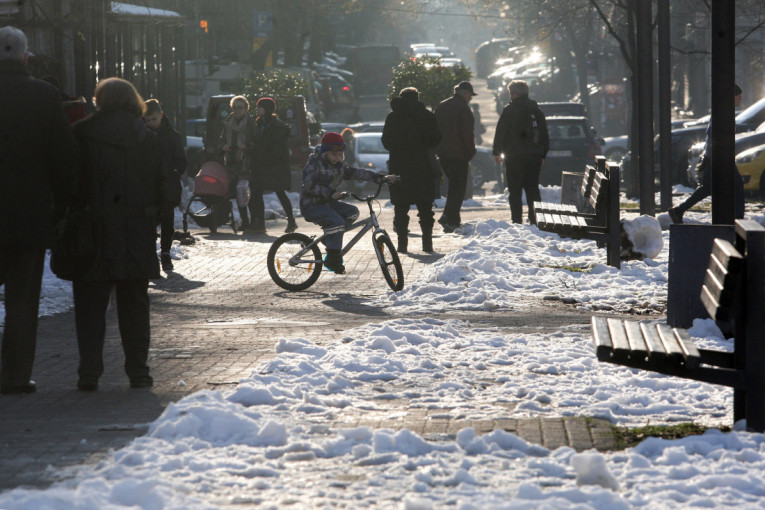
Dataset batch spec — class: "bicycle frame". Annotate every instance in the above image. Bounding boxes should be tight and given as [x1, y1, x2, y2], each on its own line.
[288, 187, 385, 267]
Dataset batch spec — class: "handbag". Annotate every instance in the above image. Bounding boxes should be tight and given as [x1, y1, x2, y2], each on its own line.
[236, 179, 251, 207]
[50, 207, 96, 281]
[426, 149, 443, 179]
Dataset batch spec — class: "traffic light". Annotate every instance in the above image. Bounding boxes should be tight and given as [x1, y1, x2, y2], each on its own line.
[200, 20, 208, 33]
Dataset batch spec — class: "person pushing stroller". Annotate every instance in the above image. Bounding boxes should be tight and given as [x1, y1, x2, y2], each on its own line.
[300, 132, 397, 274]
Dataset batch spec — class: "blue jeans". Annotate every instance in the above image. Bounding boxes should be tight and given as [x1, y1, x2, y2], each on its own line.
[301, 201, 359, 250]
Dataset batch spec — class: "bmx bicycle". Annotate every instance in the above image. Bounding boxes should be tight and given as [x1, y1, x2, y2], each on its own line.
[267, 181, 404, 292]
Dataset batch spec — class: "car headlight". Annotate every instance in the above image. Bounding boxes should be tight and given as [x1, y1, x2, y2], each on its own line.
[736, 147, 765, 164]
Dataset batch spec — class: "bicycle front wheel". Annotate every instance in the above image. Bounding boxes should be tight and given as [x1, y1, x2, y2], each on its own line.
[267, 233, 323, 291]
[373, 232, 404, 291]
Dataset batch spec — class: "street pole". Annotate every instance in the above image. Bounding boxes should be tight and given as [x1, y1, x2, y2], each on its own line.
[657, 0, 672, 211]
[710, 1, 736, 224]
[636, 0, 655, 215]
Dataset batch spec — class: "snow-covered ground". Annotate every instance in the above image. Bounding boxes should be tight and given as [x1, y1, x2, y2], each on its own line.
[4, 187, 765, 509]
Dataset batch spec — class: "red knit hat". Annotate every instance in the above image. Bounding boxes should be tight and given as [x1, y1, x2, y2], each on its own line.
[320, 132, 346, 154]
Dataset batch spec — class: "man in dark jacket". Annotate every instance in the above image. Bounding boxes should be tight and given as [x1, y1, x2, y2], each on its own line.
[0, 26, 78, 395]
[493, 79, 549, 225]
[434, 81, 477, 233]
[382, 87, 441, 253]
[144, 98, 185, 271]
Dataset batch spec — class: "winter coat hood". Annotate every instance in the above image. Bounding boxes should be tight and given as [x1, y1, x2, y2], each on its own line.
[390, 96, 428, 116]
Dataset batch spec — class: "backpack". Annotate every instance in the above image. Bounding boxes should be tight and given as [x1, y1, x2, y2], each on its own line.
[524, 107, 541, 146]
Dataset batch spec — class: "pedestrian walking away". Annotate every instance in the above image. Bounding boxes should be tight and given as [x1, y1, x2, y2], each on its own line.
[144, 98, 185, 271]
[71, 77, 178, 392]
[667, 84, 745, 224]
[249, 97, 297, 234]
[493, 79, 549, 225]
[434, 81, 477, 233]
[0, 25, 78, 395]
[382, 87, 442, 253]
[219, 95, 257, 230]
[300, 132, 397, 274]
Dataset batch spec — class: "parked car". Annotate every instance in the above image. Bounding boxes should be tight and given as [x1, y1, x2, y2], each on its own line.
[686, 129, 765, 188]
[538, 102, 587, 119]
[601, 135, 628, 164]
[658, 96, 765, 185]
[736, 143, 765, 195]
[352, 132, 388, 191]
[540, 116, 603, 186]
[348, 121, 385, 133]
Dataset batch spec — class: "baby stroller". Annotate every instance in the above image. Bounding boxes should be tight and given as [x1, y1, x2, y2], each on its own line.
[183, 161, 238, 234]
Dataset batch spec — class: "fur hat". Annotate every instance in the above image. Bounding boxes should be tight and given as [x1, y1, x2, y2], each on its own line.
[256, 97, 276, 114]
[320, 132, 346, 154]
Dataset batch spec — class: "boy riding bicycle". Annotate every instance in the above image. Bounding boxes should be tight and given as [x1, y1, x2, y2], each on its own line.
[300, 132, 397, 274]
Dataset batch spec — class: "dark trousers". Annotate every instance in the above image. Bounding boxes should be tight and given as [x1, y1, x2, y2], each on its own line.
[675, 158, 745, 219]
[506, 154, 543, 224]
[441, 158, 469, 225]
[393, 200, 435, 234]
[249, 186, 294, 227]
[159, 204, 174, 253]
[301, 201, 359, 250]
[73, 278, 151, 380]
[0, 247, 45, 386]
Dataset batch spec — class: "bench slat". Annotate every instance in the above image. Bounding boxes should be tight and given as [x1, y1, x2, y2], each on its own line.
[639, 322, 668, 366]
[668, 326, 701, 369]
[591, 316, 614, 361]
[606, 318, 631, 362]
[655, 323, 686, 365]
[701, 239, 743, 322]
[623, 320, 649, 361]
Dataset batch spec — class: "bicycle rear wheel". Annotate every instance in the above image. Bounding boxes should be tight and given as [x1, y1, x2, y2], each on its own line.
[267, 233, 323, 291]
[373, 232, 404, 291]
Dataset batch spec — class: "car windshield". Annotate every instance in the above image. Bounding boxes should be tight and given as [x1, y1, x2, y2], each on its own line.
[547, 121, 589, 140]
[356, 136, 387, 154]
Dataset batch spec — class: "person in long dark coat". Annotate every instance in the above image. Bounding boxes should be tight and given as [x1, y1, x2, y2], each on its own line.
[382, 87, 441, 253]
[0, 26, 78, 395]
[249, 97, 296, 234]
[71, 77, 178, 391]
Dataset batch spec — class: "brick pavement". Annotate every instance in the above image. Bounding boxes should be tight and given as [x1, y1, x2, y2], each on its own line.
[0, 200, 617, 491]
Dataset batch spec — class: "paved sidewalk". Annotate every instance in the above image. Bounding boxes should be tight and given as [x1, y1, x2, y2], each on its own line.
[0, 202, 617, 491]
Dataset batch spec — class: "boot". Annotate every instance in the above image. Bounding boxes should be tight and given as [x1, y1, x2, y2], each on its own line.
[324, 249, 345, 274]
[238, 207, 250, 230]
[421, 219, 434, 253]
[253, 217, 266, 234]
[285, 217, 298, 233]
[160, 251, 174, 271]
[397, 233, 408, 253]
[422, 232, 433, 253]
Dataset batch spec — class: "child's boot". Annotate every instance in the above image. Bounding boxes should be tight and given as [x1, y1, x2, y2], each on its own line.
[324, 249, 345, 274]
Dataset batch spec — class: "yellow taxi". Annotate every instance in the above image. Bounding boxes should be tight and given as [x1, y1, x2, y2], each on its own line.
[736, 143, 765, 195]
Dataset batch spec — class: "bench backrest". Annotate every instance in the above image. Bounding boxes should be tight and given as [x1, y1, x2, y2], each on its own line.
[700, 238, 744, 323]
[580, 156, 608, 198]
[588, 170, 609, 213]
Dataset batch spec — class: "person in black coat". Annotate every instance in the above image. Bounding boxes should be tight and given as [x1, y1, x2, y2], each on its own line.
[144, 98, 185, 271]
[71, 77, 178, 391]
[249, 97, 296, 234]
[0, 26, 78, 395]
[382, 87, 441, 253]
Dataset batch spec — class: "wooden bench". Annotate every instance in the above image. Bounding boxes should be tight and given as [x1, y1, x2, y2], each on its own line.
[535, 161, 622, 268]
[533, 155, 606, 217]
[592, 219, 765, 431]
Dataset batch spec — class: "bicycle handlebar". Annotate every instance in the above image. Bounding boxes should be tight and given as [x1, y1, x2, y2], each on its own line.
[349, 176, 400, 202]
